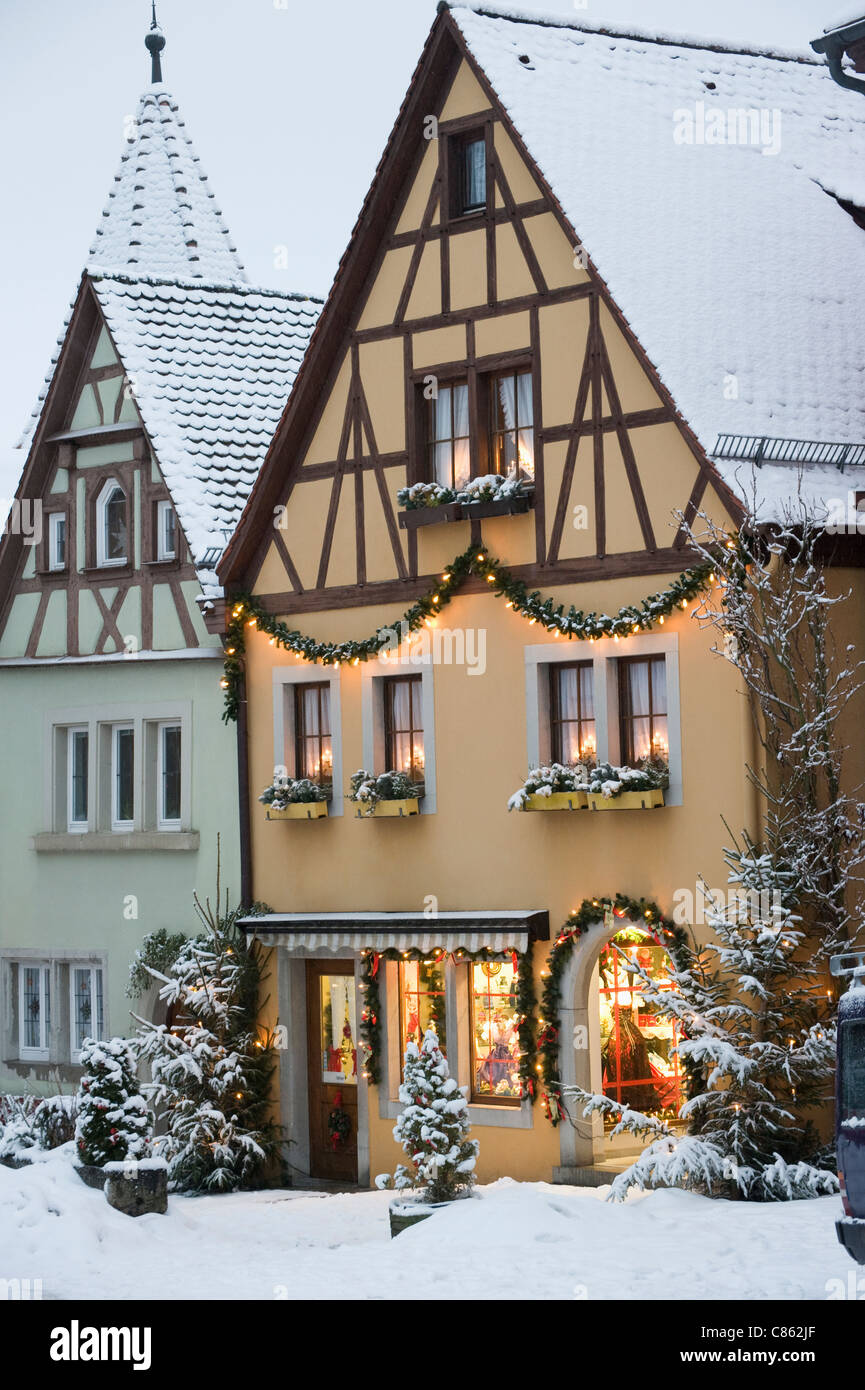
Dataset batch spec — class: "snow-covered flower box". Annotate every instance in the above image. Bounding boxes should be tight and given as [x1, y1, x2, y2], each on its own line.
[259, 777, 330, 819]
[585, 761, 668, 811]
[397, 475, 533, 528]
[349, 769, 421, 817]
[508, 763, 591, 812]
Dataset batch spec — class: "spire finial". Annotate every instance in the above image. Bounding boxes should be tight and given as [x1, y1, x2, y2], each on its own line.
[144, 3, 166, 85]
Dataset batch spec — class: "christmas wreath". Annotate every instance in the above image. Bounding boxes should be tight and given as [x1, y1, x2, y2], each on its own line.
[327, 1091, 352, 1150]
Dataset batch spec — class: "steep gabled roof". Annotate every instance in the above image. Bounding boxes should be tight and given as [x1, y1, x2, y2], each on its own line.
[448, 4, 865, 503]
[89, 85, 246, 284]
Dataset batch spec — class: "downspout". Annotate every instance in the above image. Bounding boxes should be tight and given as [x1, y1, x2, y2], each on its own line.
[236, 669, 252, 907]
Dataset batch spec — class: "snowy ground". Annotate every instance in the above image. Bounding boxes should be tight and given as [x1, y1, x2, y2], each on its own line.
[1, 1146, 858, 1301]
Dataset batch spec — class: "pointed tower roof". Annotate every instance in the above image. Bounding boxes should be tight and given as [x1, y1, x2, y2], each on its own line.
[88, 84, 247, 283]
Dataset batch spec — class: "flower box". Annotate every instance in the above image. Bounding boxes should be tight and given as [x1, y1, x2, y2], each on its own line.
[357, 798, 420, 818]
[525, 790, 588, 811]
[266, 801, 329, 820]
[587, 788, 665, 811]
[462, 493, 533, 520]
[398, 503, 464, 530]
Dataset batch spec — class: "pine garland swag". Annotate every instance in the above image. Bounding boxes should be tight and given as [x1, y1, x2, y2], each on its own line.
[538, 894, 692, 1126]
[221, 546, 714, 721]
[359, 943, 537, 1099]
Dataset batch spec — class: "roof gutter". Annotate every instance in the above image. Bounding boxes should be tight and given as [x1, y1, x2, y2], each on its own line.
[811, 18, 865, 94]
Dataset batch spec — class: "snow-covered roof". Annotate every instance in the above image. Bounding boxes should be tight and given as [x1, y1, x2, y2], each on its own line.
[449, 4, 865, 514]
[89, 86, 246, 284]
[91, 271, 320, 569]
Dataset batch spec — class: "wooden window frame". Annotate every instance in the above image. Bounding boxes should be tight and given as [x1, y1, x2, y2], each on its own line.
[425, 377, 470, 490]
[95, 478, 129, 569]
[447, 126, 489, 220]
[293, 682, 333, 789]
[486, 366, 535, 481]
[618, 655, 668, 766]
[383, 674, 425, 785]
[549, 661, 596, 766]
[47, 511, 68, 572]
[156, 500, 177, 561]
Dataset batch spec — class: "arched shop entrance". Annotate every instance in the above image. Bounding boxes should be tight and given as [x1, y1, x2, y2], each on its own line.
[554, 913, 684, 1183]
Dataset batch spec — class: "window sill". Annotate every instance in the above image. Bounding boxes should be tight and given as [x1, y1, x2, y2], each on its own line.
[32, 831, 200, 853]
[397, 494, 534, 530]
[379, 1094, 531, 1127]
[84, 563, 133, 579]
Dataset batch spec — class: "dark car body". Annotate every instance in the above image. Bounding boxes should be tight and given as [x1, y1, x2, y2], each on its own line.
[836, 982, 865, 1264]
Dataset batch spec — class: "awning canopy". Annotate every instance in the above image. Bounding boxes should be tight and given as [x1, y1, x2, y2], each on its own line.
[238, 910, 549, 955]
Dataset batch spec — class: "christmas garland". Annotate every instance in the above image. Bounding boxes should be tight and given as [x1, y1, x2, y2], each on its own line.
[359, 943, 537, 1100]
[221, 545, 714, 721]
[538, 894, 692, 1126]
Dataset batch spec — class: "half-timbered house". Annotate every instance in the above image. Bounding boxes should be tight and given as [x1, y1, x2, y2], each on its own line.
[219, 4, 865, 1187]
[0, 21, 319, 1092]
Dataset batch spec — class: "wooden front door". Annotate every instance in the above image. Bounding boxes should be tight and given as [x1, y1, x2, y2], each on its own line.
[306, 961, 359, 1182]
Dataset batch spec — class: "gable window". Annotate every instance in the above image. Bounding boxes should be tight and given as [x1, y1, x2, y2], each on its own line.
[96, 480, 127, 567]
[470, 960, 521, 1105]
[295, 684, 332, 787]
[156, 500, 177, 561]
[450, 131, 487, 216]
[399, 959, 446, 1070]
[157, 722, 182, 829]
[20, 964, 51, 1061]
[429, 381, 470, 491]
[619, 655, 668, 766]
[67, 727, 89, 832]
[112, 724, 135, 830]
[71, 966, 104, 1061]
[549, 662, 596, 766]
[48, 513, 67, 571]
[384, 675, 424, 783]
[489, 370, 534, 481]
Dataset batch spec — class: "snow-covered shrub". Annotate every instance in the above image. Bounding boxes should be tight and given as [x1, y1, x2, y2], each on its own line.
[382, 1029, 478, 1204]
[75, 1037, 151, 1168]
[459, 472, 528, 504]
[508, 762, 590, 811]
[587, 760, 668, 798]
[127, 927, 187, 1000]
[32, 1094, 77, 1150]
[259, 775, 329, 808]
[0, 1096, 38, 1162]
[348, 768, 420, 813]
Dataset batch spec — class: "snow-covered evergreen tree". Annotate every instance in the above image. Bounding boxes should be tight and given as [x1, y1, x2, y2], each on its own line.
[134, 881, 280, 1193]
[387, 1029, 478, 1203]
[74, 1037, 151, 1167]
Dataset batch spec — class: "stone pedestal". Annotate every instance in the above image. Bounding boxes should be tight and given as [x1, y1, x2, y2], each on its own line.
[104, 1161, 168, 1217]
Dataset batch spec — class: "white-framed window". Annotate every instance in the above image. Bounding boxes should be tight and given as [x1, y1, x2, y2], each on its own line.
[70, 965, 105, 1061]
[67, 726, 89, 832]
[156, 500, 176, 561]
[157, 722, 182, 829]
[523, 634, 682, 805]
[96, 479, 127, 567]
[111, 724, 135, 830]
[19, 963, 51, 1061]
[273, 668, 344, 814]
[47, 512, 67, 571]
[359, 656, 437, 813]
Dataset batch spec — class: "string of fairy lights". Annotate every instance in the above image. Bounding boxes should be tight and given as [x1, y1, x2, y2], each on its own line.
[220, 543, 717, 721]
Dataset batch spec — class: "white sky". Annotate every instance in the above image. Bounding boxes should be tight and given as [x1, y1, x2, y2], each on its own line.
[0, 0, 850, 498]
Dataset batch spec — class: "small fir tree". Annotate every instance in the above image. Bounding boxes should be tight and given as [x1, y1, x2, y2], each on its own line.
[389, 1029, 478, 1203]
[134, 875, 280, 1193]
[74, 1037, 151, 1167]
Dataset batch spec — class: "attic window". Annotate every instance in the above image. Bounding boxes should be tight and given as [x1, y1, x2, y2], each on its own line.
[96, 480, 128, 568]
[449, 130, 488, 218]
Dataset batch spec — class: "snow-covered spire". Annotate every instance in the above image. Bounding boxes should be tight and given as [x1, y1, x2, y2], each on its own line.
[87, 82, 247, 282]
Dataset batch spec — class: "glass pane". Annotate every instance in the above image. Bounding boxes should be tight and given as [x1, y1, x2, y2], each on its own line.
[628, 717, 652, 763]
[516, 427, 534, 481]
[627, 661, 652, 716]
[71, 730, 88, 823]
[302, 686, 321, 738]
[163, 506, 176, 556]
[516, 371, 533, 427]
[579, 663, 595, 721]
[23, 966, 42, 1050]
[115, 728, 134, 823]
[319, 975, 358, 1086]
[105, 488, 127, 561]
[433, 386, 452, 443]
[452, 438, 471, 492]
[493, 375, 517, 433]
[162, 726, 181, 822]
[95, 969, 104, 1039]
[599, 930, 683, 1123]
[471, 961, 521, 1101]
[840, 1020, 865, 1123]
[650, 715, 669, 763]
[463, 138, 486, 209]
[399, 960, 446, 1066]
[558, 667, 579, 722]
[73, 968, 93, 1052]
[452, 383, 469, 439]
[433, 440, 453, 488]
[650, 656, 667, 714]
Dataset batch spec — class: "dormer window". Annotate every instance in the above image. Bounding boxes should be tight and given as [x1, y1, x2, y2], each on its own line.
[96, 480, 127, 567]
[157, 500, 177, 560]
[48, 513, 67, 571]
[449, 130, 488, 217]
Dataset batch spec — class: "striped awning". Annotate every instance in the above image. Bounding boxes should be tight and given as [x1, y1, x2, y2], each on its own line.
[238, 910, 549, 955]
